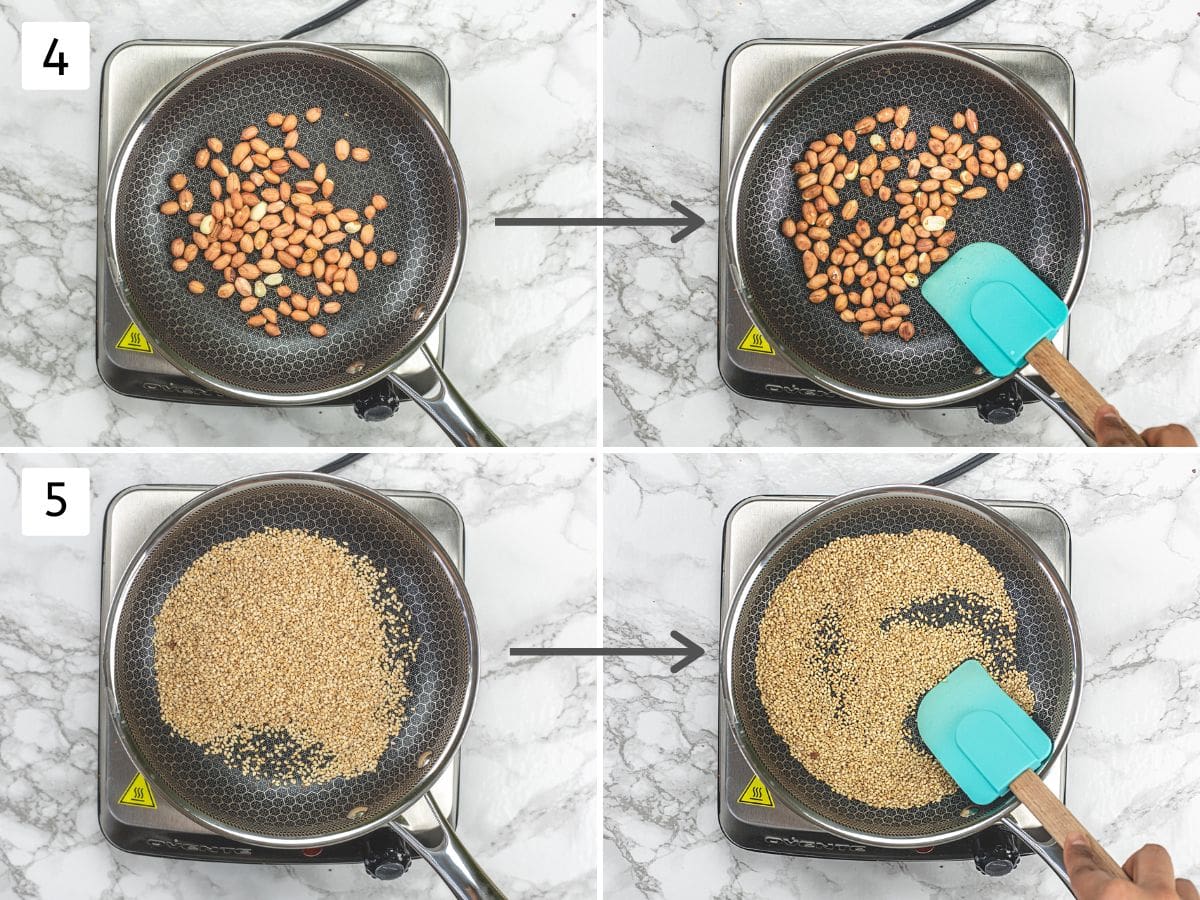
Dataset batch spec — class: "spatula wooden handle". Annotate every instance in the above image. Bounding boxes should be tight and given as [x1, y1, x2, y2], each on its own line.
[1009, 769, 1129, 882]
[1024, 339, 1145, 447]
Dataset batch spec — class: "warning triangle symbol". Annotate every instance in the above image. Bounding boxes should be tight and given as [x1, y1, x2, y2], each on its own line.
[737, 774, 774, 807]
[116, 322, 153, 353]
[737, 325, 774, 355]
[118, 772, 157, 808]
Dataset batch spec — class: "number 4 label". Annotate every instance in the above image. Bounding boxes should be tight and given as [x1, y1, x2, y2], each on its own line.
[21, 468, 91, 536]
[21, 22, 90, 91]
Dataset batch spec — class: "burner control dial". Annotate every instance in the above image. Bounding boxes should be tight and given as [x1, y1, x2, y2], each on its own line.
[353, 383, 401, 422]
[364, 836, 413, 880]
[976, 383, 1024, 425]
[973, 831, 1022, 877]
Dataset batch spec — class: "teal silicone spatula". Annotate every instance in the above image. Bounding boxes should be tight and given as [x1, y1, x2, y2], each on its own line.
[918, 660, 1129, 882]
[922, 243, 1144, 447]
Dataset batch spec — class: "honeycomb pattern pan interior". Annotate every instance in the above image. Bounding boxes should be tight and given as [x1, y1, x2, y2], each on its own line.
[108, 475, 475, 843]
[727, 489, 1078, 842]
[108, 43, 465, 401]
[729, 43, 1088, 405]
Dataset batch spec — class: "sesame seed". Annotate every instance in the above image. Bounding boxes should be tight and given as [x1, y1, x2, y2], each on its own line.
[755, 529, 1035, 809]
[153, 527, 418, 786]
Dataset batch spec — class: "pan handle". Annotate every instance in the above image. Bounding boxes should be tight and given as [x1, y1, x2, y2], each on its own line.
[1012, 372, 1096, 447]
[387, 346, 505, 447]
[998, 815, 1074, 895]
[390, 792, 508, 900]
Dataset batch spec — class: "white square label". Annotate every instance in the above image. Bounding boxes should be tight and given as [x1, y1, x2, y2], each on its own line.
[21, 22, 90, 91]
[21, 468, 91, 536]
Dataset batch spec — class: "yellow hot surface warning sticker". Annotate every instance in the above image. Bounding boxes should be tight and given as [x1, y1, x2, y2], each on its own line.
[738, 326, 774, 355]
[119, 772, 156, 809]
[116, 322, 153, 353]
[738, 774, 774, 808]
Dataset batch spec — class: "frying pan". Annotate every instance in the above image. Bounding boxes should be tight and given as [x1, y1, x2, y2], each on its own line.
[726, 42, 1092, 430]
[103, 472, 505, 899]
[721, 485, 1084, 891]
[104, 42, 503, 447]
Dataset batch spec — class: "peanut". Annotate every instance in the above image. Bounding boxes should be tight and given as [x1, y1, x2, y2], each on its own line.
[154, 109, 402, 340]
[778, 103, 1028, 341]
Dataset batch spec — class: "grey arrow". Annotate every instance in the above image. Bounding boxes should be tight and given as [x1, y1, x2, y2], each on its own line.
[494, 201, 705, 243]
[509, 630, 705, 673]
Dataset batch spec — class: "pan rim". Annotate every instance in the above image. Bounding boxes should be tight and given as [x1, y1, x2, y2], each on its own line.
[724, 39, 1092, 409]
[103, 40, 469, 406]
[719, 483, 1083, 848]
[102, 470, 480, 849]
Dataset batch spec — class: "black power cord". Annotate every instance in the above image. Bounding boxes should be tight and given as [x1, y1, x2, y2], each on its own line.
[923, 453, 997, 487]
[904, 0, 1002, 40]
[314, 452, 369, 474]
[281, 0, 374, 41]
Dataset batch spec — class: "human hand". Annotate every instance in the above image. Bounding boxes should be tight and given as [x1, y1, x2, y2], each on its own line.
[1094, 405, 1197, 447]
[1065, 836, 1198, 900]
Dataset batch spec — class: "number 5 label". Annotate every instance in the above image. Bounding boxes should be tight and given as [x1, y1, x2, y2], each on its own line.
[21, 22, 90, 91]
[21, 468, 91, 536]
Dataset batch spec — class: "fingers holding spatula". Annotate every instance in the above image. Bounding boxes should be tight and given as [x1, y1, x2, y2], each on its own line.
[918, 660, 1129, 890]
[922, 242, 1145, 446]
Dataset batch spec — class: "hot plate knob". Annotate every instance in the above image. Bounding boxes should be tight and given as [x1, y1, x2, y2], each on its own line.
[353, 383, 401, 422]
[364, 840, 413, 880]
[976, 382, 1024, 425]
[973, 830, 1022, 877]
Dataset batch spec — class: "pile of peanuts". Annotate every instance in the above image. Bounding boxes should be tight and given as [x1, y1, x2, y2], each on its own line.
[780, 105, 1024, 340]
[158, 107, 400, 339]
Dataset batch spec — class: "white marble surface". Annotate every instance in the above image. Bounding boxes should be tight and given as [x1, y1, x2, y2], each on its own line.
[603, 451, 1200, 897]
[0, 451, 598, 899]
[604, 0, 1200, 446]
[0, 0, 596, 447]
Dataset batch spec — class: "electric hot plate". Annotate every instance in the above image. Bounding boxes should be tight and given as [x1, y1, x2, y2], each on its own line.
[99, 484, 463, 880]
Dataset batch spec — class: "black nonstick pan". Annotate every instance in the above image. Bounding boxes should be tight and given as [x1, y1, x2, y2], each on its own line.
[727, 41, 1091, 421]
[105, 41, 502, 447]
[721, 485, 1084, 891]
[103, 473, 505, 899]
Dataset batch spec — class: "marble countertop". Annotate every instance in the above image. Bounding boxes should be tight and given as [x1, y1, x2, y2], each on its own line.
[0, 0, 596, 447]
[603, 451, 1200, 897]
[0, 451, 597, 898]
[604, 0, 1200, 446]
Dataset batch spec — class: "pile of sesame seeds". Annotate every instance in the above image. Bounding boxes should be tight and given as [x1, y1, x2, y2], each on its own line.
[755, 529, 1035, 809]
[153, 527, 419, 786]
